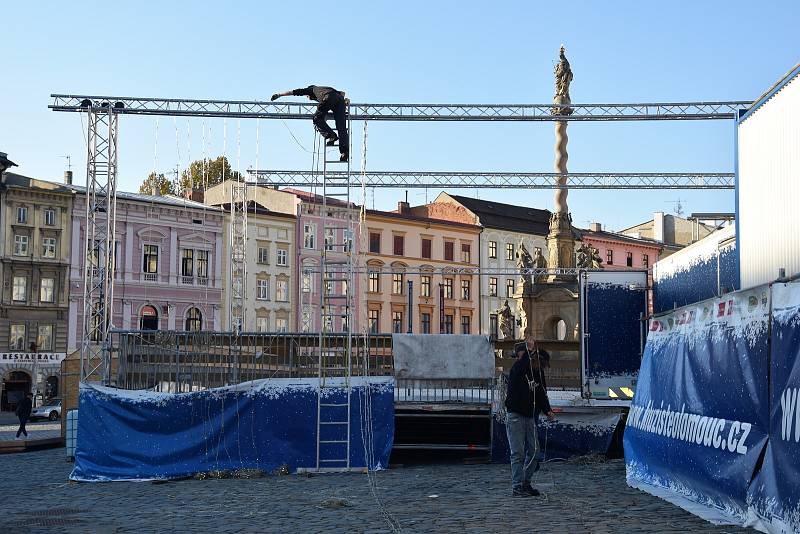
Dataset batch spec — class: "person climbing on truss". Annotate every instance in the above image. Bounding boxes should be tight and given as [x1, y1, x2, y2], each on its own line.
[271, 85, 349, 162]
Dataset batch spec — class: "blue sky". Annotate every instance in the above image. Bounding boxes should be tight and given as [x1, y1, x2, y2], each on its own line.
[2, 1, 798, 231]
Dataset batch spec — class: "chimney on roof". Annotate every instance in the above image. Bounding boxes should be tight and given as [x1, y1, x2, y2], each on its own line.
[590, 222, 602, 232]
[64, 170, 73, 185]
[185, 186, 204, 203]
[397, 200, 411, 215]
[653, 211, 665, 243]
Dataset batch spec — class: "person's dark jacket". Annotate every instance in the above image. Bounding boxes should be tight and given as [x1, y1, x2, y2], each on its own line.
[505, 350, 552, 418]
[292, 85, 342, 102]
[15, 396, 32, 419]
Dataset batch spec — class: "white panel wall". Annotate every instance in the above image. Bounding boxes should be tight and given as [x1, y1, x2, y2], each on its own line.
[738, 71, 800, 289]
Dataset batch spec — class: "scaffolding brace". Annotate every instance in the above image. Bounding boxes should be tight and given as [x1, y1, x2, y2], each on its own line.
[50, 95, 751, 121]
[247, 170, 734, 190]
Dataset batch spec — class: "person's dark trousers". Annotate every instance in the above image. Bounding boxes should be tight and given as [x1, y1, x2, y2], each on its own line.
[312, 93, 349, 157]
[16, 416, 28, 438]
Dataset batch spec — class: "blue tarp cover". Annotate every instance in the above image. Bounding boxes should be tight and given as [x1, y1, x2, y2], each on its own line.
[71, 377, 394, 482]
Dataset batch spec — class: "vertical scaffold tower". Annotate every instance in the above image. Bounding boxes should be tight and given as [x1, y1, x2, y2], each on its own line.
[81, 104, 119, 383]
[315, 103, 355, 470]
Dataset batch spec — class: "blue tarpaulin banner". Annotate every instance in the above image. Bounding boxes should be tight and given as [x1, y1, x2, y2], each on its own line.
[71, 377, 394, 482]
[624, 285, 771, 526]
[748, 282, 800, 533]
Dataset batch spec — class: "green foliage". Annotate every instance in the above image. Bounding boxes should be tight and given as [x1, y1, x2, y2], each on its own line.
[138, 172, 176, 196]
[179, 156, 242, 194]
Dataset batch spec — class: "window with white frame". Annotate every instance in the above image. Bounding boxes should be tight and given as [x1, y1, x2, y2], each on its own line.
[44, 208, 55, 226]
[256, 316, 269, 332]
[392, 273, 404, 295]
[143, 245, 159, 273]
[302, 271, 312, 293]
[506, 279, 515, 297]
[181, 249, 194, 277]
[443, 278, 453, 299]
[185, 307, 202, 332]
[421, 313, 431, 334]
[276, 248, 288, 266]
[196, 250, 208, 279]
[37, 325, 53, 351]
[12, 276, 27, 301]
[324, 228, 335, 251]
[421, 275, 431, 297]
[17, 206, 27, 223]
[42, 237, 56, 258]
[461, 315, 471, 334]
[276, 279, 288, 302]
[40, 278, 55, 303]
[488, 241, 497, 259]
[276, 317, 288, 332]
[303, 224, 315, 249]
[489, 277, 498, 297]
[461, 279, 471, 300]
[14, 235, 28, 256]
[368, 270, 380, 293]
[10, 325, 26, 350]
[368, 310, 380, 334]
[506, 243, 515, 261]
[257, 279, 269, 300]
[392, 311, 403, 333]
[257, 246, 269, 264]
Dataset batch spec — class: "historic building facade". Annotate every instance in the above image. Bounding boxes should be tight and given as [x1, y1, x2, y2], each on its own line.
[364, 201, 481, 335]
[67, 189, 225, 351]
[0, 171, 72, 409]
[286, 189, 363, 334]
[205, 181, 297, 332]
[413, 193, 551, 338]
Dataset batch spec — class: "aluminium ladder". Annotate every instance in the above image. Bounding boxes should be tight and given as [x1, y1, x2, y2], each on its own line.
[315, 102, 355, 471]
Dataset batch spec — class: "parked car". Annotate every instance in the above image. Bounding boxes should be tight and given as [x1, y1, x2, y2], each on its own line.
[30, 398, 61, 421]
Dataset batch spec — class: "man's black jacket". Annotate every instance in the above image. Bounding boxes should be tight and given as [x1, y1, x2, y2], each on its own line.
[292, 85, 342, 102]
[16, 397, 32, 419]
[505, 350, 552, 418]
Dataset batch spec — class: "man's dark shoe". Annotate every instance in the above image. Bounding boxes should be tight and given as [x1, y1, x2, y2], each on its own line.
[326, 137, 338, 146]
[340, 153, 349, 162]
[512, 487, 532, 497]
[522, 484, 540, 496]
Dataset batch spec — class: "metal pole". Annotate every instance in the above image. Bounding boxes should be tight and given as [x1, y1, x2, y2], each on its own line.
[407, 280, 413, 333]
[439, 283, 445, 334]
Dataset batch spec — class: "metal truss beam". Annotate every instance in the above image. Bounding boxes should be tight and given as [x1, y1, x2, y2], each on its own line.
[50, 95, 750, 121]
[247, 170, 734, 190]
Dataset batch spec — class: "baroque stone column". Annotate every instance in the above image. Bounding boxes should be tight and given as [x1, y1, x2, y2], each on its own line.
[547, 46, 576, 278]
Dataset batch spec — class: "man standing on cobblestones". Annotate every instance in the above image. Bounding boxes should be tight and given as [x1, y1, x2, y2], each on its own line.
[505, 339, 556, 496]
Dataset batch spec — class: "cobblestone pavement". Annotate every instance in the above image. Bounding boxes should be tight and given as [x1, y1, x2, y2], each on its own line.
[0, 449, 752, 534]
[0, 421, 60, 442]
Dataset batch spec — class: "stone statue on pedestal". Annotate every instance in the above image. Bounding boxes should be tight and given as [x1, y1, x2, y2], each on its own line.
[576, 243, 604, 269]
[532, 247, 548, 284]
[515, 242, 534, 295]
[493, 300, 514, 340]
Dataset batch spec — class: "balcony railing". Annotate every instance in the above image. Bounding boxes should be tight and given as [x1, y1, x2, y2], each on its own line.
[142, 273, 158, 282]
[181, 275, 194, 285]
[197, 277, 209, 287]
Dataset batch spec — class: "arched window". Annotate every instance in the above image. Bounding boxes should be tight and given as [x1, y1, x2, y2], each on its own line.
[140, 305, 159, 330]
[185, 307, 202, 332]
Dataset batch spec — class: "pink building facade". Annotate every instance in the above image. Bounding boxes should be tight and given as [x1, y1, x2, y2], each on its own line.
[67, 189, 225, 352]
[288, 190, 363, 333]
